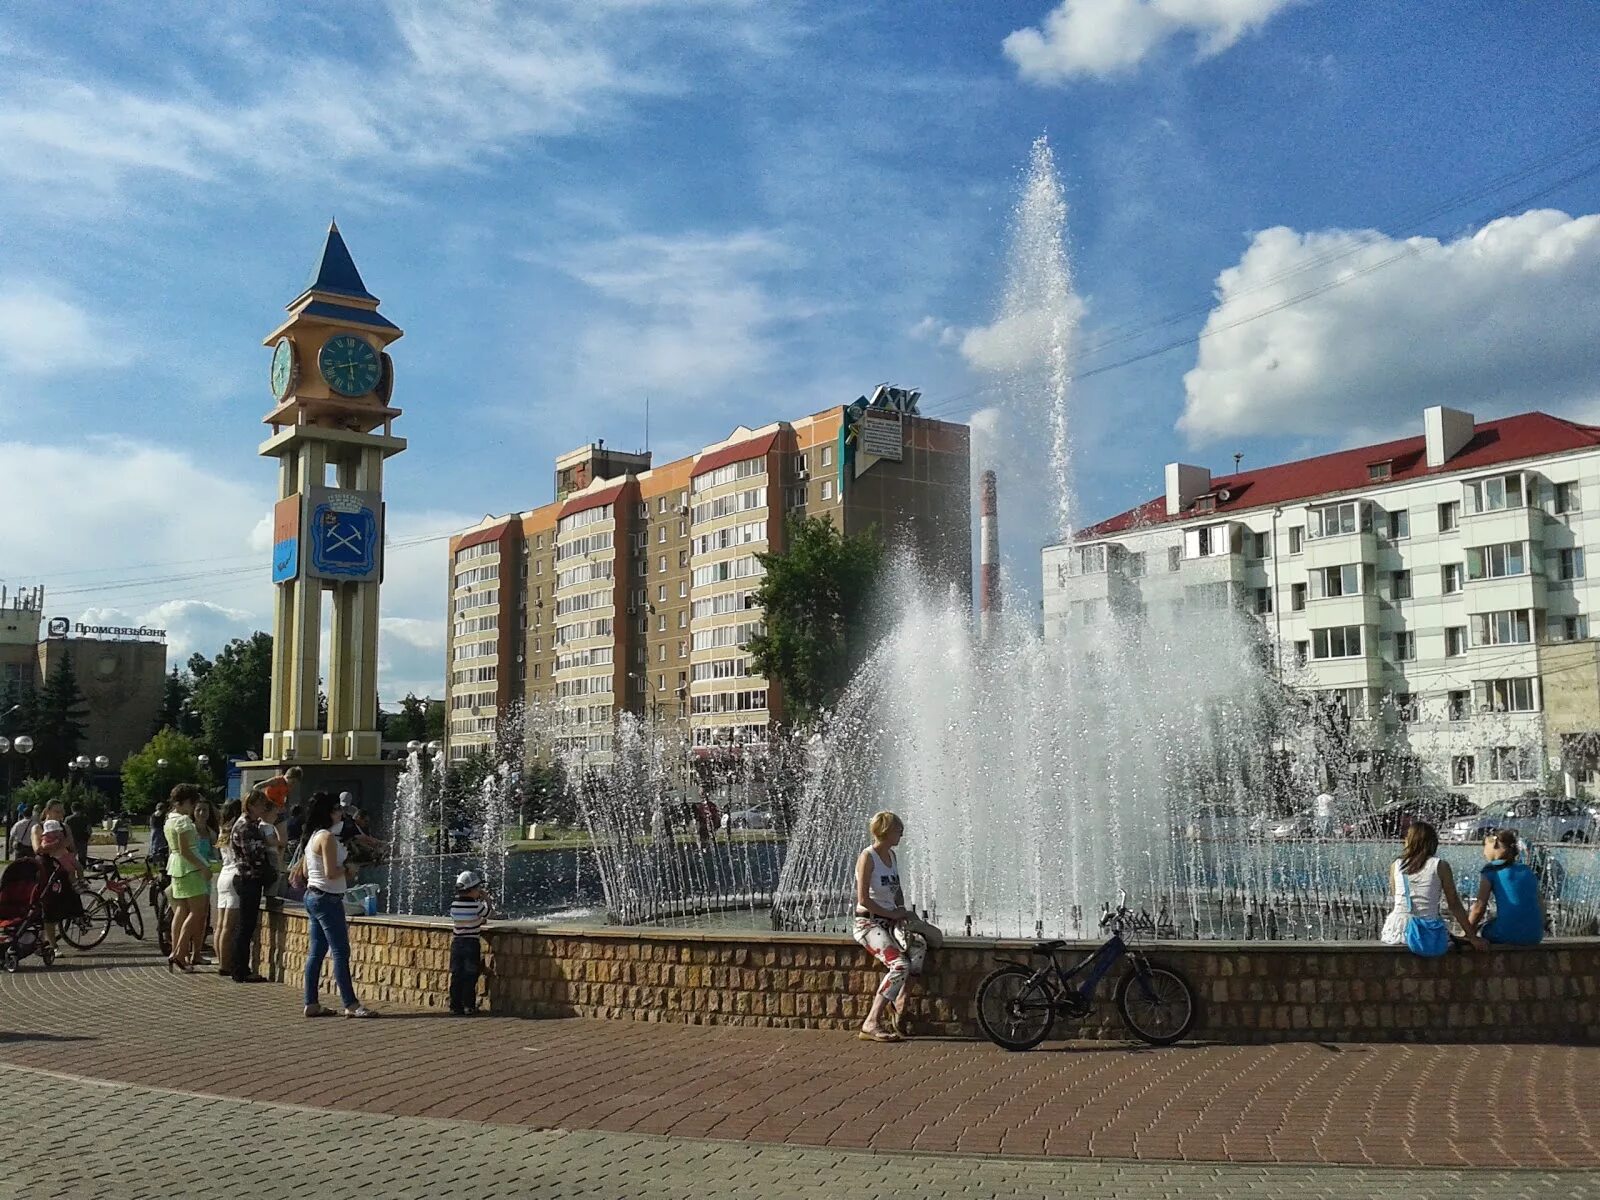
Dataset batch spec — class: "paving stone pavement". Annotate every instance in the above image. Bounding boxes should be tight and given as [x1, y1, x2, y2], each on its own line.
[3, 932, 1600, 1180]
[7, 1063, 1598, 1200]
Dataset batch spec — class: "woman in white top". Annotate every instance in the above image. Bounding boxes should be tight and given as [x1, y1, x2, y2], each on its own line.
[299, 792, 376, 1018]
[1380, 821, 1485, 951]
[213, 799, 243, 977]
[851, 810, 923, 1042]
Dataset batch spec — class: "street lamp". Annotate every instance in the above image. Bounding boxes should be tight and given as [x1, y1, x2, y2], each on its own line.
[2, 734, 33, 812]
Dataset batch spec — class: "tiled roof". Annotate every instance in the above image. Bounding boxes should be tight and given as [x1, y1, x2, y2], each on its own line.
[454, 519, 513, 553]
[301, 300, 398, 331]
[300, 221, 378, 303]
[691, 431, 780, 479]
[1080, 412, 1600, 540]
[558, 482, 627, 520]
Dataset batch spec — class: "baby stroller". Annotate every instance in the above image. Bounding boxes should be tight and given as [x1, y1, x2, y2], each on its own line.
[0, 858, 59, 972]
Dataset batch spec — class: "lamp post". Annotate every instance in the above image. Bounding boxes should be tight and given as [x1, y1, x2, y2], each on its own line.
[2, 734, 33, 811]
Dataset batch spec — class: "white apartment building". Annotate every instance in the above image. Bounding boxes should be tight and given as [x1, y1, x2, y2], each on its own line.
[1044, 406, 1600, 808]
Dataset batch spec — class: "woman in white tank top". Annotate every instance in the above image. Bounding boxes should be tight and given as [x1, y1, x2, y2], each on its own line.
[299, 792, 377, 1018]
[851, 810, 924, 1041]
[1379, 821, 1484, 950]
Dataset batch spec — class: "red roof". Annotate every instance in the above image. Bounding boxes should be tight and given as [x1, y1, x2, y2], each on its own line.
[558, 482, 626, 520]
[691, 431, 780, 479]
[1080, 411, 1600, 540]
[453, 520, 513, 552]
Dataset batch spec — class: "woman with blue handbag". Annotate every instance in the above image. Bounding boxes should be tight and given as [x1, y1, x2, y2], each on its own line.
[1379, 822, 1486, 955]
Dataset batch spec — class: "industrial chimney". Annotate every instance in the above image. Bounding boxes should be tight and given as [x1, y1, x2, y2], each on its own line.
[979, 470, 1001, 640]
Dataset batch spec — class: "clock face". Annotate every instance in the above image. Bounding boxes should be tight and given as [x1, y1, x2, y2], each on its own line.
[318, 334, 382, 397]
[270, 338, 296, 401]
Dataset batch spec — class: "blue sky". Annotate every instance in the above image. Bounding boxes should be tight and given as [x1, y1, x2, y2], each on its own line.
[3, 1, 1599, 700]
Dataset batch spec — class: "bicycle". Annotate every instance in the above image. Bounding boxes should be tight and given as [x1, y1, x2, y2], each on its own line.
[60, 854, 170, 953]
[975, 900, 1198, 1051]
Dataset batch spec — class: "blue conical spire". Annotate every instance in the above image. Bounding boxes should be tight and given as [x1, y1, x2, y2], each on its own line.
[302, 220, 377, 302]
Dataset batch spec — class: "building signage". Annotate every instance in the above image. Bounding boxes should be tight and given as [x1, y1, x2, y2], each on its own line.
[48, 620, 166, 641]
[305, 486, 383, 582]
[272, 493, 301, 584]
[859, 409, 904, 461]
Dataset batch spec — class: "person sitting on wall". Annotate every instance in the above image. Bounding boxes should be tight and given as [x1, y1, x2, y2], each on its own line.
[1466, 828, 1545, 946]
[337, 796, 386, 866]
[1379, 821, 1485, 955]
[261, 766, 302, 815]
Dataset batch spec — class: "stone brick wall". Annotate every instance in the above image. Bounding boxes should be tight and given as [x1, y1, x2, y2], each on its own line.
[263, 907, 1600, 1042]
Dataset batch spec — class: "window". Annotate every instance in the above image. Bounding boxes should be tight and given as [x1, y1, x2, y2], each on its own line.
[1447, 690, 1469, 721]
[1126, 551, 1146, 578]
[658, 496, 668, 514]
[657, 614, 667, 632]
[1183, 524, 1229, 559]
[1293, 641, 1309, 667]
[1385, 509, 1410, 540]
[793, 454, 809, 478]
[1289, 525, 1305, 554]
[1476, 677, 1538, 713]
[1249, 531, 1270, 559]
[1310, 564, 1364, 599]
[1442, 563, 1463, 594]
[1290, 583, 1307, 612]
[1560, 548, 1586, 580]
[1368, 461, 1393, 481]
[1067, 545, 1107, 576]
[658, 644, 667, 662]
[1391, 570, 1412, 600]
[679, 580, 688, 598]
[1312, 626, 1363, 659]
[1168, 546, 1182, 572]
[679, 611, 688, 629]
[1452, 755, 1476, 786]
[1557, 481, 1582, 514]
[821, 445, 834, 467]
[1487, 746, 1538, 783]
[679, 550, 689, 568]
[785, 485, 806, 509]
[821, 480, 834, 501]
[1255, 587, 1273, 615]
[1324, 687, 1368, 719]
[658, 526, 667, 543]
[657, 585, 667, 602]
[1306, 501, 1365, 539]
[1465, 542, 1527, 580]
[1394, 692, 1418, 722]
[1194, 494, 1217, 514]
[1438, 501, 1460, 533]
[1464, 473, 1526, 514]
[1445, 626, 1467, 657]
[1472, 609, 1532, 647]
[1395, 630, 1416, 661]
[1555, 615, 1590, 641]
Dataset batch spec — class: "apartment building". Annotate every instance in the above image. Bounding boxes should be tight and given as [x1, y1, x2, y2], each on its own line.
[1044, 406, 1600, 806]
[446, 390, 970, 765]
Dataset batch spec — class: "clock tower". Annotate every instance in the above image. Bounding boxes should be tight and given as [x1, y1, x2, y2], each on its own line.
[246, 222, 405, 801]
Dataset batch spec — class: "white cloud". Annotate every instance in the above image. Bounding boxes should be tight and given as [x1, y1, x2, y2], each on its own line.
[1178, 209, 1600, 443]
[0, 437, 473, 703]
[0, 0, 776, 197]
[562, 229, 807, 399]
[0, 281, 130, 377]
[1004, 0, 1302, 83]
[909, 316, 964, 348]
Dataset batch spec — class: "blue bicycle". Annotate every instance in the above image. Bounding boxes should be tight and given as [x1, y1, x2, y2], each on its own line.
[975, 902, 1197, 1050]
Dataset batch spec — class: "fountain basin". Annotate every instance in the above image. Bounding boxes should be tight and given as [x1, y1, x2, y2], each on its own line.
[259, 906, 1600, 1043]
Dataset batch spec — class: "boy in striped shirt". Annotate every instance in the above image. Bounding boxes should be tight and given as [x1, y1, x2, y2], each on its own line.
[449, 870, 490, 1016]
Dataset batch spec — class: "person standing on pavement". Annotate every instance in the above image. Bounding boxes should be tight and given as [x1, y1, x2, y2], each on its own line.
[298, 791, 376, 1018]
[213, 800, 243, 976]
[228, 791, 275, 983]
[448, 870, 490, 1016]
[112, 811, 131, 854]
[7, 806, 35, 860]
[65, 804, 92, 869]
[146, 801, 170, 868]
[163, 785, 212, 972]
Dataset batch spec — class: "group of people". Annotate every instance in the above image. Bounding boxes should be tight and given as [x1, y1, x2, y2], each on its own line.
[1379, 820, 1544, 954]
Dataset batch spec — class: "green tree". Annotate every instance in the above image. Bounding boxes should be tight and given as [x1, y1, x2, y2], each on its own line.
[11, 776, 65, 816]
[383, 693, 436, 744]
[153, 667, 201, 738]
[120, 728, 207, 817]
[32, 654, 89, 779]
[745, 515, 885, 726]
[189, 632, 273, 759]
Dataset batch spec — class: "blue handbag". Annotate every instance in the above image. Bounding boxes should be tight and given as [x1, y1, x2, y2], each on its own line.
[1399, 864, 1450, 957]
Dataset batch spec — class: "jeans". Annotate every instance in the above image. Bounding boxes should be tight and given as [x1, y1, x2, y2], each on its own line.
[303, 889, 359, 1008]
[231, 876, 263, 981]
[450, 936, 481, 1012]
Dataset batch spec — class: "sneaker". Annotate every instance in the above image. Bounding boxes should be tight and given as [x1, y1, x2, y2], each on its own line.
[232, 974, 269, 984]
[342, 1005, 378, 1018]
[304, 1004, 329, 1018]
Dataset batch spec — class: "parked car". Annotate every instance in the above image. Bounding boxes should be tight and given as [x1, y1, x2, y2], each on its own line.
[723, 808, 775, 831]
[1267, 809, 1315, 840]
[1344, 793, 1476, 840]
[1444, 793, 1599, 844]
[1181, 805, 1257, 841]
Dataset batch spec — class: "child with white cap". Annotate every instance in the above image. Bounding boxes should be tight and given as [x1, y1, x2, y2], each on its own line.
[449, 870, 490, 1016]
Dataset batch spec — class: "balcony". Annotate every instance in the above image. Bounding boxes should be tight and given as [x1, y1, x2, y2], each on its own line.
[1463, 571, 1546, 614]
[1304, 528, 1377, 571]
[1459, 504, 1540, 549]
[1306, 591, 1380, 629]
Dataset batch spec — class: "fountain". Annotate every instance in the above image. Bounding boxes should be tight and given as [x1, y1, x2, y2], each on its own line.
[385, 739, 441, 915]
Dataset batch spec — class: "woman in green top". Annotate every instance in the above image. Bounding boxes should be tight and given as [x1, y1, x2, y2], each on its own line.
[164, 785, 211, 972]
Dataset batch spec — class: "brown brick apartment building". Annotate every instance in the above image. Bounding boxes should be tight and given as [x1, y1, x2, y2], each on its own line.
[445, 394, 970, 766]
